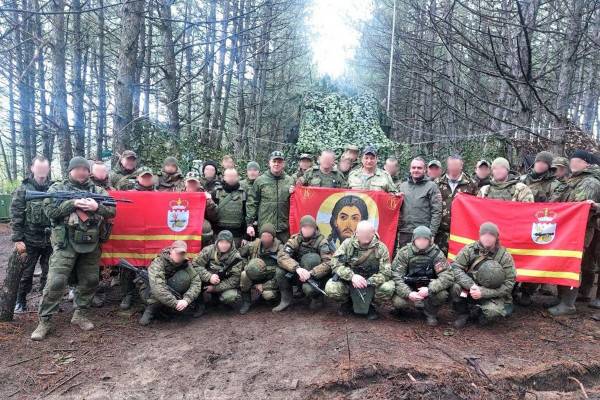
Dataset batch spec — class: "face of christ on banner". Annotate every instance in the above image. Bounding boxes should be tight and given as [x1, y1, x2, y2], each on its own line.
[316, 193, 379, 249]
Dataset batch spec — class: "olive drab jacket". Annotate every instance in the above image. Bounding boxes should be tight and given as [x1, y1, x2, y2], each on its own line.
[148, 249, 202, 307]
[213, 183, 246, 232]
[435, 173, 478, 234]
[109, 162, 138, 190]
[193, 244, 244, 292]
[300, 166, 347, 188]
[521, 170, 557, 202]
[246, 170, 295, 233]
[10, 176, 53, 247]
[347, 168, 397, 192]
[330, 234, 391, 287]
[478, 178, 534, 202]
[157, 168, 185, 192]
[398, 177, 442, 236]
[278, 231, 333, 279]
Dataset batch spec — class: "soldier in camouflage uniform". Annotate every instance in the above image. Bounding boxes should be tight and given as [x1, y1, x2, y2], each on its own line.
[31, 157, 116, 340]
[300, 149, 347, 188]
[426, 160, 442, 180]
[157, 156, 185, 192]
[274, 215, 333, 312]
[213, 168, 247, 247]
[90, 161, 112, 190]
[193, 230, 244, 313]
[337, 156, 353, 181]
[392, 226, 453, 326]
[550, 156, 570, 198]
[347, 146, 398, 192]
[473, 160, 491, 189]
[434, 155, 478, 254]
[451, 222, 516, 328]
[384, 156, 402, 187]
[132, 167, 156, 191]
[549, 150, 600, 315]
[291, 153, 313, 184]
[325, 221, 395, 320]
[238, 224, 282, 314]
[478, 157, 534, 202]
[109, 150, 139, 190]
[11, 156, 53, 313]
[138, 241, 203, 325]
[184, 171, 218, 247]
[343, 144, 360, 171]
[240, 161, 260, 192]
[246, 151, 295, 243]
[200, 160, 220, 194]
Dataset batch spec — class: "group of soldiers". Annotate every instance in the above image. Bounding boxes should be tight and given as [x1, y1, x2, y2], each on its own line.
[8, 144, 600, 341]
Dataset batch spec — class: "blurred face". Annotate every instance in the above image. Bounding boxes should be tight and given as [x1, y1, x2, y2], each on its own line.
[31, 159, 50, 180]
[204, 165, 216, 179]
[476, 165, 490, 179]
[336, 205, 362, 240]
[384, 160, 399, 176]
[346, 150, 358, 161]
[169, 249, 186, 264]
[410, 160, 426, 180]
[164, 164, 177, 174]
[554, 166, 568, 179]
[299, 159, 312, 171]
[319, 152, 335, 171]
[260, 232, 274, 248]
[492, 166, 509, 181]
[247, 168, 260, 180]
[533, 161, 549, 174]
[362, 154, 377, 170]
[479, 233, 497, 249]
[217, 240, 232, 253]
[185, 180, 200, 192]
[223, 169, 239, 185]
[222, 158, 234, 169]
[414, 237, 430, 250]
[138, 174, 153, 187]
[121, 156, 137, 171]
[446, 158, 463, 177]
[427, 166, 441, 179]
[300, 225, 315, 238]
[91, 164, 108, 181]
[569, 158, 588, 173]
[356, 226, 375, 246]
[338, 158, 351, 172]
[269, 158, 285, 175]
[70, 166, 90, 183]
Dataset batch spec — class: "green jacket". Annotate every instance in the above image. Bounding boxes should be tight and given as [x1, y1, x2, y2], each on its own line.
[435, 173, 478, 233]
[278, 231, 333, 278]
[300, 166, 347, 188]
[521, 170, 556, 202]
[10, 176, 53, 247]
[156, 168, 185, 192]
[109, 163, 138, 190]
[240, 178, 255, 192]
[330, 234, 391, 287]
[347, 168, 397, 192]
[246, 170, 294, 233]
[478, 178, 534, 202]
[451, 241, 516, 303]
[398, 177, 442, 235]
[148, 250, 202, 307]
[192, 245, 244, 292]
[214, 183, 246, 231]
[392, 242, 453, 298]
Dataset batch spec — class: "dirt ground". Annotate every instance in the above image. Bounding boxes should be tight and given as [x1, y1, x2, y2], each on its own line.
[0, 223, 599, 400]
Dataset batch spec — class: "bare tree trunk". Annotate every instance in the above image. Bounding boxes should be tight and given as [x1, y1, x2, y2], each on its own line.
[71, 0, 86, 156]
[95, 0, 107, 159]
[143, 14, 152, 119]
[33, 0, 51, 162]
[201, 0, 217, 145]
[210, 0, 231, 147]
[220, 0, 240, 138]
[158, 0, 180, 137]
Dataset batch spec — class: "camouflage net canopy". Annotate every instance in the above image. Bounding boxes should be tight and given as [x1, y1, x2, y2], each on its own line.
[297, 91, 394, 157]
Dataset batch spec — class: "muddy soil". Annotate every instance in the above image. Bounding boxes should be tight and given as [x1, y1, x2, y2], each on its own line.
[0, 223, 599, 399]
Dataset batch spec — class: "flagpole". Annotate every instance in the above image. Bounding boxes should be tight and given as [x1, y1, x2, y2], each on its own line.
[386, 0, 397, 114]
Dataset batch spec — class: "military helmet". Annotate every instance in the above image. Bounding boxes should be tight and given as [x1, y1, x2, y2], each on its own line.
[300, 253, 321, 269]
[246, 258, 267, 280]
[167, 269, 191, 294]
[474, 260, 505, 289]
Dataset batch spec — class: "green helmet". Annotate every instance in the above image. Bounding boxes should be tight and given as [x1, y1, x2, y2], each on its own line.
[474, 260, 505, 289]
[246, 258, 267, 280]
[300, 253, 321, 269]
[167, 269, 191, 294]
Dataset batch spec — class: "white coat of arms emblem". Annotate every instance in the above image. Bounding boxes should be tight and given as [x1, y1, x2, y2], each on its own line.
[531, 208, 557, 245]
[168, 198, 189, 232]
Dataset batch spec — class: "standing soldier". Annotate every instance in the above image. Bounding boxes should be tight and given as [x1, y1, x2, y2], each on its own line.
[238, 224, 282, 314]
[521, 151, 556, 202]
[31, 157, 116, 340]
[426, 160, 442, 180]
[325, 221, 395, 320]
[200, 160, 220, 194]
[110, 150, 139, 190]
[549, 150, 600, 315]
[397, 157, 442, 248]
[451, 222, 516, 328]
[435, 155, 478, 254]
[343, 144, 360, 170]
[274, 215, 333, 312]
[550, 156, 570, 198]
[157, 156, 185, 192]
[240, 161, 260, 192]
[384, 156, 402, 187]
[221, 154, 236, 171]
[213, 168, 247, 247]
[192, 231, 244, 313]
[300, 149, 347, 188]
[347, 146, 397, 192]
[133, 167, 156, 191]
[292, 153, 313, 183]
[391, 226, 453, 326]
[138, 241, 203, 326]
[90, 161, 112, 190]
[11, 156, 53, 313]
[473, 160, 491, 188]
[246, 151, 295, 243]
[478, 157, 534, 202]
[184, 171, 217, 247]
[337, 156, 353, 181]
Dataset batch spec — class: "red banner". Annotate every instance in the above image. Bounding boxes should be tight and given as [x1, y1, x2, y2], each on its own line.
[289, 186, 402, 254]
[449, 193, 590, 287]
[100, 191, 206, 266]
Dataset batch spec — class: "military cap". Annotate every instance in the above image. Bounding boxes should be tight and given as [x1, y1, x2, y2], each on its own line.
[137, 166, 153, 177]
[476, 159, 490, 168]
[122, 150, 137, 159]
[299, 153, 313, 161]
[479, 222, 499, 238]
[246, 161, 260, 171]
[362, 146, 378, 156]
[345, 144, 360, 152]
[269, 151, 285, 161]
[171, 240, 188, 253]
[185, 171, 201, 182]
[427, 159, 442, 168]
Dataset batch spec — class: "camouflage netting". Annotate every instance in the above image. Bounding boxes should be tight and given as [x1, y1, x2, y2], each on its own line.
[296, 91, 394, 157]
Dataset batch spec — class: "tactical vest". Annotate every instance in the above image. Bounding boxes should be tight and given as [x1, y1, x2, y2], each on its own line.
[347, 245, 380, 278]
[208, 249, 238, 279]
[468, 246, 507, 284]
[405, 247, 440, 282]
[484, 183, 517, 201]
[59, 183, 106, 253]
[215, 188, 246, 229]
[295, 234, 326, 258]
[250, 240, 279, 266]
[26, 197, 51, 231]
[307, 169, 343, 188]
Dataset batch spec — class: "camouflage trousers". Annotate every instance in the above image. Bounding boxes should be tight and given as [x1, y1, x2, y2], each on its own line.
[451, 284, 513, 322]
[579, 230, 599, 298]
[324, 278, 395, 303]
[240, 261, 278, 301]
[392, 290, 449, 314]
[137, 278, 194, 308]
[274, 267, 329, 299]
[434, 230, 449, 256]
[198, 289, 241, 306]
[38, 242, 101, 320]
[15, 244, 52, 302]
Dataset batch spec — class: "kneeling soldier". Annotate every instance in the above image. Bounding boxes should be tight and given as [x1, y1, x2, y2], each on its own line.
[238, 224, 282, 314]
[325, 220, 394, 320]
[193, 230, 244, 313]
[139, 240, 202, 325]
[274, 215, 333, 312]
[391, 226, 453, 326]
[451, 222, 516, 328]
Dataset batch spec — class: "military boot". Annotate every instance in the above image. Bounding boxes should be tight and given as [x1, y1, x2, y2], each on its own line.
[589, 289, 600, 309]
[366, 306, 379, 320]
[192, 300, 205, 318]
[71, 309, 95, 331]
[548, 286, 577, 316]
[272, 275, 293, 312]
[14, 294, 27, 314]
[337, 301, 352, 316]
[309, 296, 324, 311]
[239, 292, 252, 315]
[139, 303, 160, 326]
[423, 302, 439, 327]
[31, 319, 52, 341]
[92, 293, 105, 308]
[453, 300, 469, 328]
[120, 294, 133, 310]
